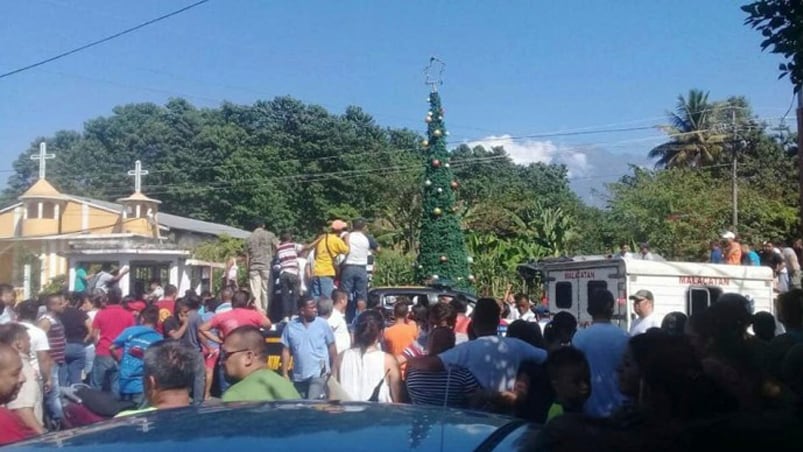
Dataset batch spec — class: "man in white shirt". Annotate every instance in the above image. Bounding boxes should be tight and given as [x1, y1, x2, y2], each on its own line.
[340, 219, 380, 322]
[629, 289, 661, 336]
[327, 290, 351, 354]
[15, 300, 52, 393]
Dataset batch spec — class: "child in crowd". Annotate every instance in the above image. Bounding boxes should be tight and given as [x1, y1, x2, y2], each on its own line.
[545, 346, 591, 421]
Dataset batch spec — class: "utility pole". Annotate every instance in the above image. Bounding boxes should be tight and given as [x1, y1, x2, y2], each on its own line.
[798, 89, 803, 236]
[731, 108, 738, 231]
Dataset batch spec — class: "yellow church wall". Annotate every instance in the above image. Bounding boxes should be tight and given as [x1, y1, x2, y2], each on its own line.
[22, 218, 59, 237]
[118, 217, 154, 237]
[86, 207, 120, 234]
[0, 209, 18, 238]
[0, 249, 13, 284]
[60, 201, 86, 234]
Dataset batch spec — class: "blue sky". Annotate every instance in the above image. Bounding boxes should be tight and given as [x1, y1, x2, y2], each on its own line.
[0, 0, 795, 203]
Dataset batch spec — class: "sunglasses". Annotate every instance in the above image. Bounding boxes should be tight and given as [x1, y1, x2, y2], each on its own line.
[220, 348, 251, 362]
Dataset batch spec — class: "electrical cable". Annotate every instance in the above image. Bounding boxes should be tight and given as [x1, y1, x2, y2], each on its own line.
[0, 0, 212, 80]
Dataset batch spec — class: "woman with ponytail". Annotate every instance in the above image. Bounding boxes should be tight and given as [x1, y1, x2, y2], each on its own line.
[333, 310, 402, 402]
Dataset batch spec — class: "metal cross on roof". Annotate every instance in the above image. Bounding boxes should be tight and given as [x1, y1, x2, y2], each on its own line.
[424, 57, 446, 93]
[31, 142, 55, 180]
[128, 160, 149, 193]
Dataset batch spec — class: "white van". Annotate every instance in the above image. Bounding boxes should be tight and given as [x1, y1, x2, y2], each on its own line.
[536, 257, 775, 330]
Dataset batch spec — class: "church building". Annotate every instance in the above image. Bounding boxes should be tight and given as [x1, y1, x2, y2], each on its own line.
[0, 142, 248, 297]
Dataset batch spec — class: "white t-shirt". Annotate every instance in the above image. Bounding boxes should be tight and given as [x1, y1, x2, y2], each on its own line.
[20, 321, 50, 377]
[629, 312, 661, 336]
[0, 307, 15, 324]
[327, 309, 351, 354]
[343, 232, 373, 266]
[438, 336, 547, 392]
[7, 354, 43, 423]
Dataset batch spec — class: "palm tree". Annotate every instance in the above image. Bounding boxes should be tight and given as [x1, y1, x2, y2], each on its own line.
[648, 89, 727, 168]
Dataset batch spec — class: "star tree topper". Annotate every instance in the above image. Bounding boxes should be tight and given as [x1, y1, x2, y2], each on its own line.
[424, 56, 446, 93]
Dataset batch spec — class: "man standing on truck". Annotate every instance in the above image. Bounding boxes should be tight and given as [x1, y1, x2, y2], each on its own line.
[721, 231, 742, 265]
[628, 290, 660, 336]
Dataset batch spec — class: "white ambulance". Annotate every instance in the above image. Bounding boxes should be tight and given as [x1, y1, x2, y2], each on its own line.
[534, 256, 775, 330]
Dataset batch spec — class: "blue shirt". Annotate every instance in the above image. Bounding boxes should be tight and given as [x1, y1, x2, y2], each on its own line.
[710, 248, 723, 264]
[747, 250, 761, 266]
[438, 336, 547, 392]
[74, 268, 88, 292]
[113, 325, 163, 395]
[572, 322, 629, 418]
[280, 317, 334, 381]
[201, 310, 219, 351]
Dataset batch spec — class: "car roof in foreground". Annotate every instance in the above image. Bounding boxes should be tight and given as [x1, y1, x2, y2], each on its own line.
[6, 401, 530, 452]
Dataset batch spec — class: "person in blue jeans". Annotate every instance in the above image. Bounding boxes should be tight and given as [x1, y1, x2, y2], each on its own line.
[111, 306, 163, 405]
[339, 219, 380, 322]
[62, 293, 91, 385]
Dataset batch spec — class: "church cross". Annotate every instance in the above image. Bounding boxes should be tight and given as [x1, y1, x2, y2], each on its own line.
[127, 160, 149, 193]
[31, 142, 55, 180]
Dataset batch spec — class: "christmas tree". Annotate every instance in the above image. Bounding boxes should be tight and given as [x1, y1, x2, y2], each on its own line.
[415, 81, 473, 289]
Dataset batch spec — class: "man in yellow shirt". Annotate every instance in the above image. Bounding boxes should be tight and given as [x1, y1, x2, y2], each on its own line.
[310, 220, 349, 300]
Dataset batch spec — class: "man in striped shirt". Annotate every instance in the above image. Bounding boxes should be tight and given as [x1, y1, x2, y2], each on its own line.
[277, 232, 304, 323]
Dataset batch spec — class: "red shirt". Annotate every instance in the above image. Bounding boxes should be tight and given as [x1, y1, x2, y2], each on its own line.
[209, 308, 267, 339]
[93, 305, 135, 356]
[455, 314, 471, 335]
[126, 300, 147, 314]
[0, 408, 36, 445]
[155, 299, 176, 334]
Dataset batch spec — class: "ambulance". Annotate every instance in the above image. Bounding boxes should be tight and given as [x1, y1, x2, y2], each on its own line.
[527, 256, 775, 330]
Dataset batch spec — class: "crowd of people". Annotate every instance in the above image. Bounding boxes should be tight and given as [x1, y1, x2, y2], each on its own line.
[2, 278, 798, 448]
[0, 220, 802, 449]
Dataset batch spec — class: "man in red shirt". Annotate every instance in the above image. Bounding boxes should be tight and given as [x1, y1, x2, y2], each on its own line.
[0, 343, 36, 445]
[91, 289, 135, 396]
[200, 290, 271, 344]
[155, 285, 179, 334]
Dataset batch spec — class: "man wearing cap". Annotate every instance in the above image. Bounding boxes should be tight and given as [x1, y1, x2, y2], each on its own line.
[629, 290, 660, 336]
[246, 220, 279, 314]
[310, 220, 350, 300]
[721, 231, 742, 265]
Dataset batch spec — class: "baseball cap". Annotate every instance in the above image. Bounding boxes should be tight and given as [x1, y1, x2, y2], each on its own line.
[721, 231, 736, 240]
[331, 219, 348, 231]
[629, 289, 654, 302]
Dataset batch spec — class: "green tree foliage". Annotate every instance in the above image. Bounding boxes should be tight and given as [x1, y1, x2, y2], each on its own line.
[742, 0, 803, 90]
[414, 92, 471, 288]
[648, 90, 728, 168]
[3, 97, 424, 240]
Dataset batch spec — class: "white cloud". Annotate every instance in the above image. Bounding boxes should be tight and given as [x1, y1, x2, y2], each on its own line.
[465, 134, 591, 178]
[464, 134, 653, 206]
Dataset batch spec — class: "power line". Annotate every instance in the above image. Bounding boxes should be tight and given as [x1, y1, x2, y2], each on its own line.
[0, 0, 212, 80]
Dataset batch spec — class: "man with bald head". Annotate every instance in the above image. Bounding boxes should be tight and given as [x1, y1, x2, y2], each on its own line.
[221, 325, 299, 402]
[0, 343, 37, 445]
[0, 323, 45, 434]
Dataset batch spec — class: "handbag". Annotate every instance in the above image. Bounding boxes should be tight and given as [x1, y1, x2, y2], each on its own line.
[368, 369, 391, 403]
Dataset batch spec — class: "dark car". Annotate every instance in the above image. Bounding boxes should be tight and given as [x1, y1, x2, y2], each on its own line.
[5, 401, 534, 451]
[369, 286, 477, 311]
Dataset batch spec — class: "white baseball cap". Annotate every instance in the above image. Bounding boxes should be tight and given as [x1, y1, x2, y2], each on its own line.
[721, 231, 736, 240]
